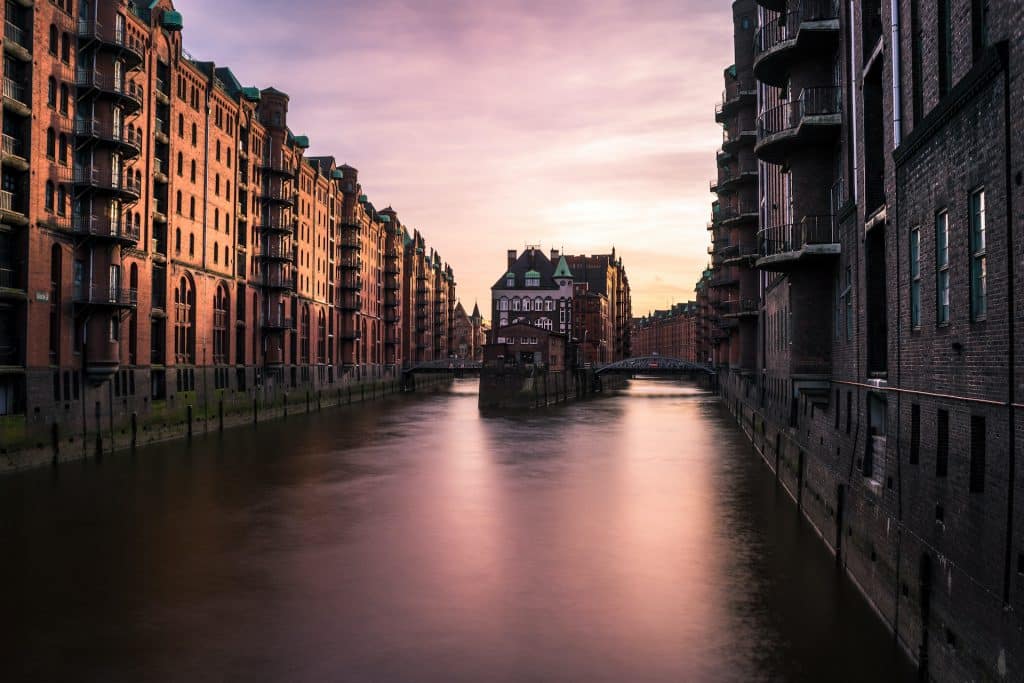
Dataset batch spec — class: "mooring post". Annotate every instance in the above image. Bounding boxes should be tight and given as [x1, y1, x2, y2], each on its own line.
[187, 404, 193, 439]
[131, 412, 138, 449]
[218, 399, 224, 432]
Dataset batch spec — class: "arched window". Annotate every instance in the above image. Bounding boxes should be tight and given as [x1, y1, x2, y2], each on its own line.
[191, 122, 197, 146]
[45, 181, 55, 211]
[215, 174, 220, 196]
[213, 284, 229, 365]
[213, 243, 219, 264]
[190, 159, 196, 182]
[174, 276, 196, 364]
[215, 140, 221, 161]
[175, 228, 181, 253]
[499, 298, 509, 311]
[523, 298, 532, 312]
[45, 128, 55, 158]
[214, 208, 219, 230]
[512, 298, 521, 311]
[189, 196, 196, 219]
[176, 152, 183, 176]
[49, 25, 58, 55]
[47, 78, 56, 107]
[57, 186, 66, 216]
[61, 33, 70, 63]
[225, 214, 230, 235]
[188, 233, 195, 256]
[58, 134, 68, 164]
[225, 181, 230, 201]
[59, 84, 68, 114]
[178, 113, 184, 137]
[175, 191, 182, 214]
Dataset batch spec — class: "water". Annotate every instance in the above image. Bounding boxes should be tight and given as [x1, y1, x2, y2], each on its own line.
[0, 379, 914, 682]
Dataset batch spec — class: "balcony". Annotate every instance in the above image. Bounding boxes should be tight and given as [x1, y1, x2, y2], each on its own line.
[757, 215, 839, 270]
[2, 77, 30, 117]
[756, 86, 842, 164]
[384, 276, 400, 291]
[715, 85, 756, 124]
[0, 263, 25, 300]
[340, 236, 362, 250]
[260, 187, 294, 206]
[720, 299, 759, 318]
[719, 199, 758, 227]
[754, 0, 841, 87]
[0, 190, 27, 226]
[258, 242, 295, 262]
[340, 256, 362, 271]
[153, 157, 169, 184]
[339, 295, 360, 312]
[720, 242, 760, 265]
[73, 168, 142, 202]
[71, 215, 140, 245]
[1, 134, 27, 171]
[261, 213, 293, 234]
[73, 284, 138, 309]
[384, 262, 400, 275]
[339, 276, 362, 291]
[155, 77, 169, 104]
[722, 125, 755, 154]
[75, 69, 143, 112]
[77, 21, 146, 69]
[259, 157, 292, 176]
[708, 275, 739, 289]
[154, 118, 169, 144]
[260, 314, 293, 331]
[714, 158, 758, 195]
[259, 272, 294, 291]
[74, 119, 142, 158]
[3, 21, 31, 62]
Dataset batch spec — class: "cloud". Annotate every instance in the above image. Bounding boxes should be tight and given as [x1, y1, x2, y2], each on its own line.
[174, 0, 731, 313]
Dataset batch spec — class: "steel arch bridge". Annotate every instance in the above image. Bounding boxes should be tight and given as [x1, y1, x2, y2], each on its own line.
[595, 356, 716, 376]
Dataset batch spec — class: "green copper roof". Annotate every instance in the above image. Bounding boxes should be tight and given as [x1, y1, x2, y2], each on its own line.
[525, 269, 540, 278]
[727, 64, 736, 78]
[331, 169, 344, 179]
[161, 10, 183, 30]
[358, 194, 368, 203]
[380, 215, 391, 223]
[294, 135, 310, 149]
[552, 255, 573, 278]
[241, 86, 261, 102]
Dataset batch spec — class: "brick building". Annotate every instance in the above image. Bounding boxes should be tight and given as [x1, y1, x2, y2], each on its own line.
[630, 302, 699, 362]
[700, 1, 1024, 679]
[488, 246, 632, 366]
[0, 1, 457, 448]
[451, 300, 484, 360]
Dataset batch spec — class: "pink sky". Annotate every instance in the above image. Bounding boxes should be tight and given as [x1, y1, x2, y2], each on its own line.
[176, 0, 732, 317]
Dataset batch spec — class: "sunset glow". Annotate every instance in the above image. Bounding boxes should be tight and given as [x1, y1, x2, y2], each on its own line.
[176, 0, 733, 314]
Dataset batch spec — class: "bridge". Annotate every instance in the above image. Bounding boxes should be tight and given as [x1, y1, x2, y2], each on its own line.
[402, 360, 482, 376]
[595, 356, 716, 376]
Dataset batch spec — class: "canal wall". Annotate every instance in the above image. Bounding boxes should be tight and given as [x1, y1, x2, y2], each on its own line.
[478, 368, 625, 410]
[716, 371, 1022, 683]
[0, 373, 454, 476]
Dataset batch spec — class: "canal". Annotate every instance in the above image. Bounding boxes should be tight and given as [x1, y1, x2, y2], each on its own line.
[0, 379, 914, 682]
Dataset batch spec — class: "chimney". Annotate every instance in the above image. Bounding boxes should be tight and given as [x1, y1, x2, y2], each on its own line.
[550, 248, 560, 261]
[507, 249, 517, 269]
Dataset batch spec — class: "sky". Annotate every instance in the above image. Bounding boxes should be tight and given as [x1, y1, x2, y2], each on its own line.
[176, 0, 733, 317]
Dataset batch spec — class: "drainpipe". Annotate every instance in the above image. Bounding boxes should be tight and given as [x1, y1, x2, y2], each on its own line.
[202, 89, 211, 271]
[1001, 42, 1016, 605]
[849, 0, 859, 202]
[890, 0, 903, 143]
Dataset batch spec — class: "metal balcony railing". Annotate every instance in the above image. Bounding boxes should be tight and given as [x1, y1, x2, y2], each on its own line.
[73, 168, 142, 197]
[72, 215, 140, 241]
[754, 0, 840, 57]
[757, 86, 841, 139]
[758, 215, 837, 257]
[260, 314, 293, 330]
[0, 190, 23, 215]
[1, 134, 22, 158]
[74, 284, 138, 307]
[0, 264, 18, 289]
[4, 21, 27, 49]
[2, 77, 27, 105]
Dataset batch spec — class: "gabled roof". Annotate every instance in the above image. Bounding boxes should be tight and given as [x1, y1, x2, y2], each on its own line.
[491, 248, 562, 290]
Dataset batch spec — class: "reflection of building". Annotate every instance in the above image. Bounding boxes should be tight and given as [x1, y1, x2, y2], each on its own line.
[484, 323, 567, 372]
[699, 2, 1024, 680]
[631, 302, 699, 361]
[451, 301, 484, 360]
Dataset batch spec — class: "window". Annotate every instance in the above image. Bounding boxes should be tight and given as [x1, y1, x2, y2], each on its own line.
[512, 298, 521, 311]
[175, 228, 181, 253]
[57, 186, 66, 215]
[189, 233, 195, 256]
[910, 227, 921, 328]
[46, 128, 55, 158]
[526, 274, 540, 287]
[910, 0, 923, 124]
[216, 140, 221, 161]
[938, 0, 953, 97]
[499, 298, 508, 311]
[177, 152, 183, 176]
[506, 276, 514, 287]
[969, 190, 986, 320]
[936, 409, 949, 477]
[971, 0, 990, 62]
[61, 33, 70, 63]
[190, 160, 196, 183]
[936, 211, 950, 324]
[49, 25, 58, 55]
[178, 113, 184, 137]
[213, 286, 229, 365]
[58, 134, 68, 165]
[970, 415, 985, 493]
[45, 181, 55, 211]
[909, 404, 920, 464]
[191, 123, 197, 146]
[47, 78, 56, 108]
[175, 191, 183, 214]
[189, 196, 196, 220]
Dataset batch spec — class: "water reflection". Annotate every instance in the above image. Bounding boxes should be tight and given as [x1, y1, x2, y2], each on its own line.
[0, 378, 913, 682]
